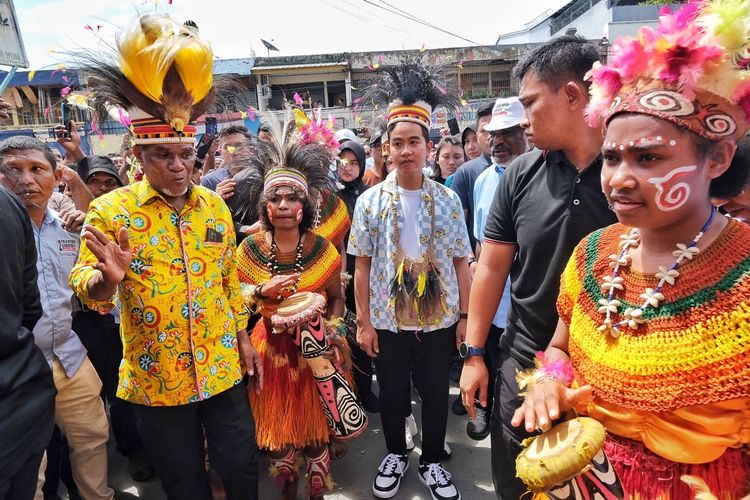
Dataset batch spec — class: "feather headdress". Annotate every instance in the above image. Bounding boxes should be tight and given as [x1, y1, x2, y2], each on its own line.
[359, 58, 460, 130]
[586, 0, 750, 141]
[81, 14, 216, 144]
[229, 115, 337, 225]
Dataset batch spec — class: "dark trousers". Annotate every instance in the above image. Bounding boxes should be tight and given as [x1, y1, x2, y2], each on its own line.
[490, 350, 535, 499]
[133, 383, 259, 500]
[374, 325, 455, 464]
[0, 451, 45, 500]
[72, 310, 142, 456]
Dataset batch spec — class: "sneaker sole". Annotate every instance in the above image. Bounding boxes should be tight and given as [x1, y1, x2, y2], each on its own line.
[372, 461, 409, 499]
[417, 470, 461, 500]
[466, 427, 490, 440]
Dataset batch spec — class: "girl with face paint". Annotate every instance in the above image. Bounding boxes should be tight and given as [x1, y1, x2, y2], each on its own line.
[512, 2, 750, 498]
[234, 137, 353, 500]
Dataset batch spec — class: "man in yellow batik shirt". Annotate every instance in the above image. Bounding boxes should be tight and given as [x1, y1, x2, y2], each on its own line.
[69, 14, 262, 500]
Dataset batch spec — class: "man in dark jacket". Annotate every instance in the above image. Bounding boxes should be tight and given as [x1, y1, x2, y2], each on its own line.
[0, 184, 57, 499]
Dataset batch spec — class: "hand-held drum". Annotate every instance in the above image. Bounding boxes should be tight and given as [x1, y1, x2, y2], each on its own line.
[272, 292, 368, 440]
[516, 417, 624, 499]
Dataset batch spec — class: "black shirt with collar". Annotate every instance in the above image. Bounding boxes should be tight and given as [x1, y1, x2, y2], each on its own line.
[483, 149, 617, 364]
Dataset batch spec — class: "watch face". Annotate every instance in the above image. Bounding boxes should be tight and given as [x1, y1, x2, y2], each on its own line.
[459, 342, 469, 358]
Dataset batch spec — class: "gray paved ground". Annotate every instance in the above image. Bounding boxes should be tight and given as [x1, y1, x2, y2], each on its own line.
[68, 383, 496, 500]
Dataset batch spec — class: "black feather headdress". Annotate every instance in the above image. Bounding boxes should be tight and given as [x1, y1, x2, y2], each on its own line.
[229, 117, 336, 225]
[359, 58, 460, 130]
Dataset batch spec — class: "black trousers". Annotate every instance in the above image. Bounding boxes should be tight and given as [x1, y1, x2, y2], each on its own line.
[72, 310, 142, 456]
[490, 350, 535, 499]
[133, 383, 259, 500]
[0, 451, 45, 500]
[374, 325, 455, 464]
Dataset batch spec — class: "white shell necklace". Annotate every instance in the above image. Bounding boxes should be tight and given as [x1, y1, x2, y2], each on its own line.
[598, 207, 716, 338]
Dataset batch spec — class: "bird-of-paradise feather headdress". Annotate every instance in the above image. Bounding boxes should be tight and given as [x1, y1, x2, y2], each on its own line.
[586, 0, 750, 142]
[82, 14, 215, 145]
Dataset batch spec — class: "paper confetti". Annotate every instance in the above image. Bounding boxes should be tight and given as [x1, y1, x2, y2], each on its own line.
[293, 92, 304, 106]
[240, 111, 247, 119]
[247, 106, 256, 121]
[28, 70, 36, 82]
[60, 86, 71, 98]
[419, 43, 426, 52]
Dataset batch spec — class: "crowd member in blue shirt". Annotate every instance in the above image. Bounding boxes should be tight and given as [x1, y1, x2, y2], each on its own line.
[468, 97, 527, 441]
[0, 136, 114, 500]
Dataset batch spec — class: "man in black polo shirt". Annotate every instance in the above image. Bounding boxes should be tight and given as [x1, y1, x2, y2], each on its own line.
[459, 35, 618, 499]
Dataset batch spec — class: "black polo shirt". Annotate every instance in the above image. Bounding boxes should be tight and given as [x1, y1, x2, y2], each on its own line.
[483, 149, 617, 364]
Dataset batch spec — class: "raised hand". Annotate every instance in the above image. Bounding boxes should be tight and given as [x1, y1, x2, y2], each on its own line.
[83, 225, 132, 285]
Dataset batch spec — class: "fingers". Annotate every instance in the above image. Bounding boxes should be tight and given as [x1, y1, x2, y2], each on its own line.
[85, 225, 111, 245]
[83, 233, 108, 262]
[117, 227, 130, 253]
[371, 331, 379, 355]
[566, 385, 593, 408]
[531, 389, 552, 431]
[254, 353, 264, 393]
[478, 378, 488, 409]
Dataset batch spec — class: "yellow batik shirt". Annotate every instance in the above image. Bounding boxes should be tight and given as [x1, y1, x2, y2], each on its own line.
[70, 179, 247, 406]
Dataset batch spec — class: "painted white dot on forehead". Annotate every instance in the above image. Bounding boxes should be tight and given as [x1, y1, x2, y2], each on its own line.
[669, 139, 677, 146]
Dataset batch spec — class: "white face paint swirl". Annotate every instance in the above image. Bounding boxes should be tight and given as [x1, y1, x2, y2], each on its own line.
[647, 165, 697, 212]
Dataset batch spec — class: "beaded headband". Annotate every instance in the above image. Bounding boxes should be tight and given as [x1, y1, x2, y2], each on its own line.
[131, 117, 196, 145]
[387, 102, 432, 130]
[263, 167, 308, 196]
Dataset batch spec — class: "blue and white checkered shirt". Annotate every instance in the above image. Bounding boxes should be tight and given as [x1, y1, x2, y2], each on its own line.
[348, 173, 470, 332]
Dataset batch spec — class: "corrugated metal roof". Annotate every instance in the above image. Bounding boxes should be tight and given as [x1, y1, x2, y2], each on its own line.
[253, 62, 348, 71]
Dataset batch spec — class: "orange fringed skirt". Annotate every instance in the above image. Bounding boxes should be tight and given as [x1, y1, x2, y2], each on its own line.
[249, 319, 330, 451]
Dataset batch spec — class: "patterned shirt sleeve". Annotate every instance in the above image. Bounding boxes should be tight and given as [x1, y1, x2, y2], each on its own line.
[347, 195, 374, 257]
[217, 202, 248, 332]
[69, 203, 117, 313]
[449, 193, 471, 258]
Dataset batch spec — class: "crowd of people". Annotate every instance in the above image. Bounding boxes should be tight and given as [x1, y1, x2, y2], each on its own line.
[1, 2, 750, 500]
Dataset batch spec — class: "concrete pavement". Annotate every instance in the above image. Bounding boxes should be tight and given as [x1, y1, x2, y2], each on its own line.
[77, 384, 497, 499]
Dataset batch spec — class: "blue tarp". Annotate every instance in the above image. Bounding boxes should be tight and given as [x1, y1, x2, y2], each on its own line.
[0, 69, 80, 88]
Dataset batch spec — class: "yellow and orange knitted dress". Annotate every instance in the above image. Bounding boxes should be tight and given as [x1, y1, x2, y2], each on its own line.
[312, 190, 350, 249]
[558, 218, 750, 499]
[236, 231, 341, 451]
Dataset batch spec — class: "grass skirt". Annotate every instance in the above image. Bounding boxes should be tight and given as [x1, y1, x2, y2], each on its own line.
[604, 434, 750, 499]
[249, 319, 330, 451]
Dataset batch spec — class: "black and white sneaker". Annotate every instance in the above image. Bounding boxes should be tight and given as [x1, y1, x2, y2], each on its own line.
[418, 462, 461, 500]
[372, 453, 409, 498]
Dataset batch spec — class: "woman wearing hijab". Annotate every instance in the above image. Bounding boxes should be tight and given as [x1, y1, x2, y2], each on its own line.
[337, 140, 381, 413]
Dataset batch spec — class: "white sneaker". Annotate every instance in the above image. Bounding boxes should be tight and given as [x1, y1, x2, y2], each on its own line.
[405, 414, 418, 451]
[418, 462, 461, 500]
[372, 453, 409, 498]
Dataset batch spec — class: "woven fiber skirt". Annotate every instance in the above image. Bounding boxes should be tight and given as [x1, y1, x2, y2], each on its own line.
[604, 434, 750, 499]
[248, 319, 330, 451]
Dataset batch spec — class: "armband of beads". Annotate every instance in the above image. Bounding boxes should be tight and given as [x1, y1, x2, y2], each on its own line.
[515, 351, 574, 397]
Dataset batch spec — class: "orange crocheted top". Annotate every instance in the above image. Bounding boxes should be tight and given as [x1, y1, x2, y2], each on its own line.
[558, 217, 750, 463]
[236, 231, 341, 318]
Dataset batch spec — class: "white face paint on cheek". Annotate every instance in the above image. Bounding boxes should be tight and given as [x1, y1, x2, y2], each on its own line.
[647, 165, 698, 212]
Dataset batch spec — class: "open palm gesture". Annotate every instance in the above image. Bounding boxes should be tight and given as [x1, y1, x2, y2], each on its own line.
[83, 225, 132, 285]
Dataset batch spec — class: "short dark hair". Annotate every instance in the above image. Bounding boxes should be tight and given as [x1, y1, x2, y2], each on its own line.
[513, 35, 599, 91]
[219, 125, 254, 140]
[476, 102, 494, 129]
[386, 122, 430, 142]
[0, 136, 57, 171]
[709, 136, 750, 199]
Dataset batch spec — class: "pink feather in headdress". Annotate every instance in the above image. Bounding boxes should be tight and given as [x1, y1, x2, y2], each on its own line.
[585, 62, 623, 127]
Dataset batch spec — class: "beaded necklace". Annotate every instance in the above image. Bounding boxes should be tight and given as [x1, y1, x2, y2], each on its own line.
[268, 233, 304, 295]
[598, 207, 716, 337]
[388, 176, 448, 327]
